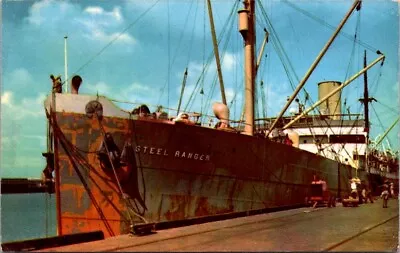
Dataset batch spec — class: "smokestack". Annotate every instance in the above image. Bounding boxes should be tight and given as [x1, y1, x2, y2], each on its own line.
[318, 81, 342, 120]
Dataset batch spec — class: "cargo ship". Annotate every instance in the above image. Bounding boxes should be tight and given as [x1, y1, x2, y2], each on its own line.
[40, 0, 397, 239]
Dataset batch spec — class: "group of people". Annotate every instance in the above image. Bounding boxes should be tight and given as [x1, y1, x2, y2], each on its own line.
[349, 178, 397, 208]
[350, 179, 374, 204]
[368, 149, 399, 174]
[131, 104, 169, 120]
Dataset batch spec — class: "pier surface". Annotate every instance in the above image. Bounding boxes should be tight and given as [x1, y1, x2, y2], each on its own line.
[1, 178, 54, 194]
[38, 199, 399, 252]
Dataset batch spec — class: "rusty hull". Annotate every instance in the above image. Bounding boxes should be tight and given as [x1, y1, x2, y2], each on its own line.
[53, 110, 364, 237]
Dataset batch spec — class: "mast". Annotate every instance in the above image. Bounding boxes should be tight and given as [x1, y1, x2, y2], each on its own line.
[359, 50, 374, 172]
[177, 68, 188, 115]
[207, 0, 227, 105]
[239, 0, 256, 136]
[283, 53, 385, 129]
[64, 35, 68, 93]
[268, 0, 362, 136]
[359, 50, 378, 136]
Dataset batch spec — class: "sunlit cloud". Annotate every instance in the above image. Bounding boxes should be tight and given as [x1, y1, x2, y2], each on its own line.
[27, 0, 135, 45]
[84, 6, 104, 15]
[85, 81, 111, 95]
[126, 82, 151, 93]
[82, 30, 135, 45]
[84, 6, 123, 23]
[27, 0, 74, 26]
[222, 52, 239, 72]
[2, 93, 46, 120]
[1, 91, 13, 105]
[27, 0, 52, 25]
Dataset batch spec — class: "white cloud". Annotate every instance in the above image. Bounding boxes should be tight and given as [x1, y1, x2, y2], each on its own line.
[116, 82, 159, 109]
[87, 30, 136, 44]
[86, 81, 111, 95]
[126, 82, 150, 93]
[84, 81, 153, 107]
[85, 6, 104, 15]
[111, 7, 123, 22]
[225, 88, 240, 104]
[1, 91, 12, 105]
[27, 0, 74, 25]
[80, 5, 134, 44]
[26, 1, 134, 45]
[222, 52, 238, 72]
[27, 0, 52, 25]
[1, 91, 46, 120]
[84, 6, 122, 22]
[263, 82, 294, 117]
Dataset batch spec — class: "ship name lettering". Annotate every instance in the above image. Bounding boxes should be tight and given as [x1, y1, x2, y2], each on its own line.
[135, 146, 209, 161]
[135, 146, 168, 156]
[174, 151, 210, 161]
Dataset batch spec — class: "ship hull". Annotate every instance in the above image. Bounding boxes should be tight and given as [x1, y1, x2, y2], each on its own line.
[49, 96, 364, 237]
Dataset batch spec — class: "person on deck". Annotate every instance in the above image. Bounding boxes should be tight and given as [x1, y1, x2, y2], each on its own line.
[174, 113, 195, 125]
[284, 134, 293, 146]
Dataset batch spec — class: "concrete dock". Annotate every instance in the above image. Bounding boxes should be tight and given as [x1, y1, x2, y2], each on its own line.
[38, 199, 399, 252]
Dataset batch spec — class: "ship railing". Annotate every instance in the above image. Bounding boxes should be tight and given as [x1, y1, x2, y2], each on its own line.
[108, 97, 249, 130]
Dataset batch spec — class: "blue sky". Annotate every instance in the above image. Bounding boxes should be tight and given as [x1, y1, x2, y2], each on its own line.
[1, 0, 399, 178]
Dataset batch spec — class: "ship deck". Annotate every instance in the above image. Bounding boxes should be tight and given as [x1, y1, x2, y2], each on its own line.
[37, 199, 398, 252]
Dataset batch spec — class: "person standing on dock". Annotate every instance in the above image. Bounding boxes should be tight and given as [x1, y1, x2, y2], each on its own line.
[381, 185, 389, 208]
[365, 186, 374, 203]
[389, 183, 394, 199]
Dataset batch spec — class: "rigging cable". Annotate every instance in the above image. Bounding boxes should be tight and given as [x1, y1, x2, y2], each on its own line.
[167, 0, 171, 112]
[71, 0, 161, 79]
[257, 0, 299, 91]
[332, 9, 362, 150]
[203, 0, 238, 114]
[184, 0, 238, 115]
[47, 109, 147, 228]
[201, 0, 206, 114]
[341, 8, 361, 105]
[281, 0, 378, 53]
[376, 100, 400, 114]
[52, 122, 116, 236]
[158, 0, 197, 106]
[128, 113, 149, 216]
[257, 0, 331, 149]
[371, 103, 393, 134]
[96, 115, 149, 225]
[369, 68, 382, 96]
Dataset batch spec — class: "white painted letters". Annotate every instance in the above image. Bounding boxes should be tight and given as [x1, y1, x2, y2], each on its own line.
[134, 145, 210, 161]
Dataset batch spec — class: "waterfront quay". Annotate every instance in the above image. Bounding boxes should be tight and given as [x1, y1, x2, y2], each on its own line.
[1, 178, 54, 194]
[37, 198, 398, 252]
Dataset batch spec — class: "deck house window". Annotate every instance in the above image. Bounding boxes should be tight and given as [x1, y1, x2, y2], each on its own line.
[329, 134, 365, 144]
